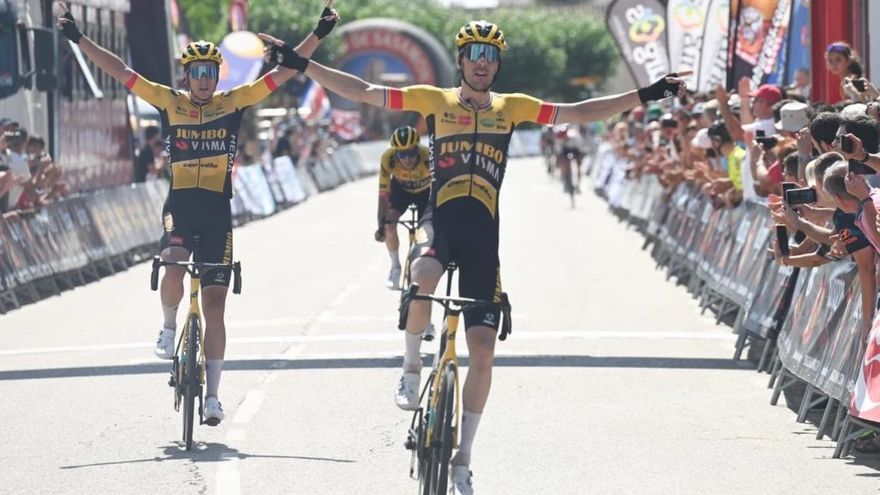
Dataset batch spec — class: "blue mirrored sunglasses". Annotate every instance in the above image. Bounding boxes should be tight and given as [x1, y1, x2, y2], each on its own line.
[460, 43, 501, 63]
[396, 148, 419, 160]
[187, 64, 219, 80]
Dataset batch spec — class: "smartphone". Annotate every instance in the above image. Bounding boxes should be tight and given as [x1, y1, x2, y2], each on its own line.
[785, 187, 818, 205]
[756, 129, 766, 138]
[756, 136, 779, 150]
[853, 78, 867, 92]
[781, 182, 798, 197]
[776, 225, 790, 256]
[841, 134, 855, 153]
[849, 158, 877, 175]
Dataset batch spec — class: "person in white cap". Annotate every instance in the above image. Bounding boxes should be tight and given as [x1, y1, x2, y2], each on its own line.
[775, 101, 811, 136]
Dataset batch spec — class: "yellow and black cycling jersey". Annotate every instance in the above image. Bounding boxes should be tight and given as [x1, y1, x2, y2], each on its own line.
[384, 85, 559, 218]
[378, 145, 431, 196]
[125, 72, 279, 199]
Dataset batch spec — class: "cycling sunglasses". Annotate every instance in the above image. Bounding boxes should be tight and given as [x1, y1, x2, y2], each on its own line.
[396, 148, 419, 160]
[459, 43, 501, 63]
[187, 64, 219, 80]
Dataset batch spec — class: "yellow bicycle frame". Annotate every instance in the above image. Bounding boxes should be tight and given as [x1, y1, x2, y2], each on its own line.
[175, 274, 206, 386]
[425, 311, 462, 449]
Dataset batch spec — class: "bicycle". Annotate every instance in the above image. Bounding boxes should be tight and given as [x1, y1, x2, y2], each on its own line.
[398, 263, 512, 494]
[383, 204, 435, 342]
[150, 237, 242, 451]
[557, 150, 577, 208]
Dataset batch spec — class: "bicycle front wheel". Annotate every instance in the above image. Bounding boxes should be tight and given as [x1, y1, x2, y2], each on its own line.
[182, 314, 199, 451]
[433, 365, 457, 495]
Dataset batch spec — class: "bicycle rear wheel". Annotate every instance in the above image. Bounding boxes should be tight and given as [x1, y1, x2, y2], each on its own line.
[182, 314, 199, 451]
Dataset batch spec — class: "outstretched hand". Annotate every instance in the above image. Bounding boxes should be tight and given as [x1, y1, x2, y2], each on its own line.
[55, 1, 83, 44]
[314, 0, 341, 39]
[638, 70, 691, 103]
[258, 33, 309, 72]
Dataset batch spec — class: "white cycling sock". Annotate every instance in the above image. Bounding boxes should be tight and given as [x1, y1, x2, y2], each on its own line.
[162, 304, 178, 330]
[403, 330, 424, 373]
[389, 250, 401, 268]
[206, 359, 223, 398]
[455, 410, 482, 466]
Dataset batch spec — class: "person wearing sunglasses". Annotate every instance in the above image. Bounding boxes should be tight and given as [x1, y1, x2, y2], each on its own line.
[56, 1, 339, 426]
[376, 126, 431, 293]
[263, 19, 686, 494]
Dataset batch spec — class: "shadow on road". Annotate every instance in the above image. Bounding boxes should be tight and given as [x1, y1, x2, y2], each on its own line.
[60, 442, 355, 470]
[0, 354, 753, 381]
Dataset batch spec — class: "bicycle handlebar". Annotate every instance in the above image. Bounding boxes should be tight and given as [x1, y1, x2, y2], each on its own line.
[150, 257, 243, 295]
[397, 284, 513, 340]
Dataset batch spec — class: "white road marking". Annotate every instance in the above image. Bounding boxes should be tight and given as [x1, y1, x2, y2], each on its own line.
[0, 330, 734, 357]
[215, 455, 241, 495]
[232, 389, 266, 424]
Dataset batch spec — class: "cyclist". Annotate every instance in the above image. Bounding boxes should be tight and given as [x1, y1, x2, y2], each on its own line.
[263, 20, 684, 493]
[375, 126, 431, 291]
[57, 1, 339, 425]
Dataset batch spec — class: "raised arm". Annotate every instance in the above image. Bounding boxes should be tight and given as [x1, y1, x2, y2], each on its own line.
[261, 0, 340, 87]
[56, 2, 133, 85]
[555, 73, 689, 125]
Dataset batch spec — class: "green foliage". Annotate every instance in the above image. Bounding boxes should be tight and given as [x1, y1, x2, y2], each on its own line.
[184, 0, 618, 100]
[177, 0, 229, 43]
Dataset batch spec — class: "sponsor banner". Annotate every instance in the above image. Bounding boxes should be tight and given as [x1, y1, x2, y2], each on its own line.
[727, 0, 781, 87]
[697, 0, 730, 92]
[749, 0, 791, 87]
[783, 0, 810, 86]
[667, 0, 711, 85]
[606, 0, 671, 88]
[851, 312, 880, 421]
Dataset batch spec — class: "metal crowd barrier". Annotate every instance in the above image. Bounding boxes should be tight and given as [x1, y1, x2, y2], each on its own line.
[589, 141, 880, 460]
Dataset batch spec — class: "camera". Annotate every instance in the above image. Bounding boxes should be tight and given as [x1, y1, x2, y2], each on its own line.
[785, 187, 817, 205]
[852, 78, 867, 92]
[756, 135, 778, 150]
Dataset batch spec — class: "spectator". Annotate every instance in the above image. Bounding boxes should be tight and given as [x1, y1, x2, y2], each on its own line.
[133, 125, 163, 183]
[3, 126, 32, 211]
[792, 68, 811, 101]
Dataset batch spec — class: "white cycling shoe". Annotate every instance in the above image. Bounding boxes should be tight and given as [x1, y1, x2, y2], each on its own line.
[423, 323, 436, 342]
[154, 327, 176, 360]
[451, 465, 475, 495]
[386, 265, 402, 290]
[204, 396, 225, 426]
[394, 372, 420, 411]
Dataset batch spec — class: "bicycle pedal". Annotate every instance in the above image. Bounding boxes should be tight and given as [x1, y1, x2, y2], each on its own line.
[404, 435, 416, 450]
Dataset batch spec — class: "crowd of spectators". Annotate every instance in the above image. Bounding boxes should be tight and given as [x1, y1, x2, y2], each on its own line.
[605, 41, 880, 452]
[0, 118, 68, 217]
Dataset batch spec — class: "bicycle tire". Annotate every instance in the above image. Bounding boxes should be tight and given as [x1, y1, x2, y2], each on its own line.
[183, 314, 199, 451]
[434, 364, 457, 494]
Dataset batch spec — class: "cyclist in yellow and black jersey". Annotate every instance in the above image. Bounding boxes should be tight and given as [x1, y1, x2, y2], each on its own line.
[57, 0, 339, 426]
[267, 18, 685, 493]
[375, 126, 431, 290]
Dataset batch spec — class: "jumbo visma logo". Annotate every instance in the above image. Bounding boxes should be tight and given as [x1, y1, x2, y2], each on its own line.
[627, 10, 666, 44]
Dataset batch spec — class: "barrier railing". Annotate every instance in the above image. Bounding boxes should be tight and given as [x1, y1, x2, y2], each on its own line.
[589, 141, 880, 459]
[0, 130, 544, 314]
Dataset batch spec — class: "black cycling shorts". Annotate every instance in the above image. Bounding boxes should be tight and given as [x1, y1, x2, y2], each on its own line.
[413, 200, 503, 330]
[389, 178, 430, 218]
[560, 146, 583, 161]
[159, 192, 233, 288]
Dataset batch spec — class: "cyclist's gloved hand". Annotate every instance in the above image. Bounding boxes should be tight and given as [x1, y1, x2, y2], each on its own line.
[58, 11, 83, 44]
[268, 42, 310, 72]
[314, 6, 340, 40]
[638, 73, 685, 103]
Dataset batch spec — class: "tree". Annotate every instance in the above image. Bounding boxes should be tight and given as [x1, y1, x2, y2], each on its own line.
[183, 0, 619, 100]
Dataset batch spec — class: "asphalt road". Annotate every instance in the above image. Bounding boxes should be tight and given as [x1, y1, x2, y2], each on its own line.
[1, 157, 878, 494]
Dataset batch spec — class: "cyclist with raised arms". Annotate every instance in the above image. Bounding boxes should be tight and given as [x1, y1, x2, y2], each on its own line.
[375, 126, 431, 291]
[56, 0, 339, 425]
[261, 20, 685, 493]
